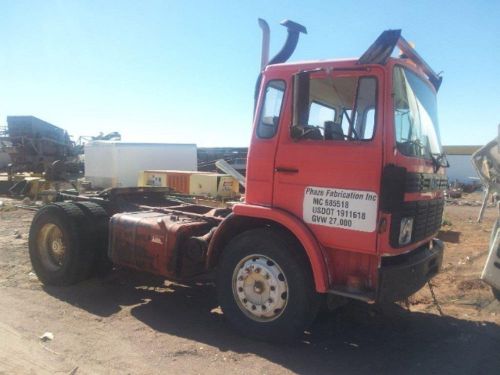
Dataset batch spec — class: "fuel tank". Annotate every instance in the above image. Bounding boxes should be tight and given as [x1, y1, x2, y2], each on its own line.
[108, 211, 214, 279]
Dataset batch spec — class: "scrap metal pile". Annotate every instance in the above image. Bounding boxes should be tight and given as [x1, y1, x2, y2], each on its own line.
[0, 116, 121, 198]
[0, 116, 121, 176]
[197, 147, 247, 174]
[0, 116, 78, 174]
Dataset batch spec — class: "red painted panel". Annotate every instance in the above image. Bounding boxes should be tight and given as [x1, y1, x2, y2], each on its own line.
[323, 248, 378, 289]
[270, 67, 385, 254]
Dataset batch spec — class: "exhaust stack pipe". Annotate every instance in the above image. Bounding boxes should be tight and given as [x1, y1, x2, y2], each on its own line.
[258, 18, 270, 70]
[268, 20, 307, 66]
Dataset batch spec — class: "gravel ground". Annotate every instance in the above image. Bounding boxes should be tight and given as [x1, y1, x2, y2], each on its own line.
[0, 194, 499, 374]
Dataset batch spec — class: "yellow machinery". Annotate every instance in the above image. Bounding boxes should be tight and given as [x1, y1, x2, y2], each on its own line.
[138, 170, 239, 198]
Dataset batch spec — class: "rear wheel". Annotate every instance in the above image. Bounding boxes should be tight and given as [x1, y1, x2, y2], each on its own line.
[217, 228, 320, 342]
[29, 202, 94, 285]
[73, 201, 112, 275]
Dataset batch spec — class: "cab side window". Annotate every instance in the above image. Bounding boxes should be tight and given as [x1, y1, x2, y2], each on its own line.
[304, 76, 377, 141]
[257, 80, 285, 139]
[309, 101, 336, 127]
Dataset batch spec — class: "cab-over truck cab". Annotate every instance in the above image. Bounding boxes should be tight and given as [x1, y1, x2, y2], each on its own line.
[234, 22, 447, 325]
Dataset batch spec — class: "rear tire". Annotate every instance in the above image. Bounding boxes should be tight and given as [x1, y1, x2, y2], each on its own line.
[28, 202, 94, 285]
[73, 201, 112, 276]
[216, 228, 320, 342]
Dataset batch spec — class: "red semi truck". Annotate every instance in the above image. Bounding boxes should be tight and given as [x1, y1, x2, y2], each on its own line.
[28, 20, 448, 341]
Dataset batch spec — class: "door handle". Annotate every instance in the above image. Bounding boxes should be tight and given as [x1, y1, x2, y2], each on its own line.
[275, 166, 299, 173]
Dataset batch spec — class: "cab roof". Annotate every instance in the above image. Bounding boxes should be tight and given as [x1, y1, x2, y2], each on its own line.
[265, 30, 442, 91]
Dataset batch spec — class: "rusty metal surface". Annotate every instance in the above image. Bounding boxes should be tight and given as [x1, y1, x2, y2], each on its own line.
[57, 187, 232, 220]
[109, 211, 216, 279]
[56, 187, 231, 280]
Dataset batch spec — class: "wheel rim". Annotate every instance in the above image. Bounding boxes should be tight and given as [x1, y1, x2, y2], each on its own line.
[37, 223, 66, 271]
[232, 254, 288, 322]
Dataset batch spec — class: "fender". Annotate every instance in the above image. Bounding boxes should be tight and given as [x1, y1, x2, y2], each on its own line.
[207, 203, 330, 292]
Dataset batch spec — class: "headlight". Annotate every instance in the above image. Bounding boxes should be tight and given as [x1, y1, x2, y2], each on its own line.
[399, 217, 414, 245]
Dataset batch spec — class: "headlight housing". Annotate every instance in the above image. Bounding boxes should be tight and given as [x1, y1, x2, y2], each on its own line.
[399, 217, 414, 246]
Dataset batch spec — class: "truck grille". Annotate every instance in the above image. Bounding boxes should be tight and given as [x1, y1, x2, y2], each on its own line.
[390, 198, 445, 248]
[405, 173, 448, 193]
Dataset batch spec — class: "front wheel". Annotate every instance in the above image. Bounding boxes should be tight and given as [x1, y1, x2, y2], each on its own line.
[216, 228, 320, 342]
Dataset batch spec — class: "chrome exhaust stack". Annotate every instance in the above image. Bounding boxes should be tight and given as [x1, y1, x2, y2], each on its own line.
[258, 19, 270, 71]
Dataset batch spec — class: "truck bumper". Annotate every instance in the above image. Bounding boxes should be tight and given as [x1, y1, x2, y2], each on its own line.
[377, 239, 444, 303]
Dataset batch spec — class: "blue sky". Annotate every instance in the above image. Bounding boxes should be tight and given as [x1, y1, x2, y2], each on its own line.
[1, 0, 499, 147]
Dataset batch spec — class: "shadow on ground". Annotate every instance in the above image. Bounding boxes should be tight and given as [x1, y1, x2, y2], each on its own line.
[44, 269, 500, 375]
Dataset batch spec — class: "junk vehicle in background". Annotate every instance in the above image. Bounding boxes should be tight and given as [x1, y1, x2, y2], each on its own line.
[0, 116, 76, 173]
[473, 126, 500, 300]
[0, 116, 122, 179]
[27, 20, 448, 341]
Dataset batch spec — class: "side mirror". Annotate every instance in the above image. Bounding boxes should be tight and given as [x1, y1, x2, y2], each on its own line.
[290, 71, 310, 140]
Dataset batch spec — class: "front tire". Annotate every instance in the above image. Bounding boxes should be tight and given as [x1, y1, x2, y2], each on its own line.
[217, 228, 320, 342]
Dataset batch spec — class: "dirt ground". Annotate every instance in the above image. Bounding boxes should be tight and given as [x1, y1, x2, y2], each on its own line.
[0, 193, 499, 375]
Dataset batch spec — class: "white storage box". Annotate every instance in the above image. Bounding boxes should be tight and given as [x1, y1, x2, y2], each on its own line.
[84, 141, 197, 188]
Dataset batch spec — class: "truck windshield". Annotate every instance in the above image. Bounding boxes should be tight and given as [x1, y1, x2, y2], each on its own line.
[393, 66, 442, 158]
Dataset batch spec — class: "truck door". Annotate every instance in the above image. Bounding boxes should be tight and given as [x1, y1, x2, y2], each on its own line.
[273, 69, 384, 253]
